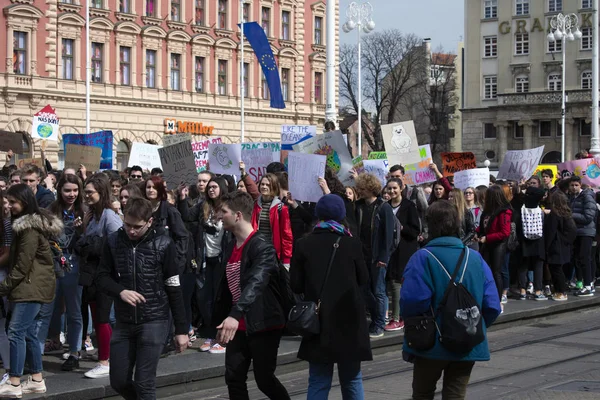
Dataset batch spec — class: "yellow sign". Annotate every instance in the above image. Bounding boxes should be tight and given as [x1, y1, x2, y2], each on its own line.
[164, 118, 214, 135]
[534, 164, 558, 184]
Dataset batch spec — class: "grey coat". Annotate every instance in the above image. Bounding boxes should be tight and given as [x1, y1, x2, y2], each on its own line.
[570, 189, 597, 237]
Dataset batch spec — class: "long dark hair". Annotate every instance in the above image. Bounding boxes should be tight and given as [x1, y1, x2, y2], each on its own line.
[483, 185, 510, 216]
[144, 176, 167, 202]
[203, 177, 229, 221]
[49, 174, 85, 221]
[548, 191, 572, 218]
[7, 184, 42, 218]
[84, 173, 113, 220]
[324, 166, 345, 196]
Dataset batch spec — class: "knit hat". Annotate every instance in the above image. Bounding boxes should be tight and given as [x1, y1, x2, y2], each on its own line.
[315, 194, 346, 222]
[523, 187, 546, 208]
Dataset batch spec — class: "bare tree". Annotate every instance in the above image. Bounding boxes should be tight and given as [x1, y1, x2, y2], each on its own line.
[339, 30, 425, 152]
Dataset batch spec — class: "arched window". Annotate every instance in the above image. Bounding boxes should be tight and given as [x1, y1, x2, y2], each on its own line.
[581, 70, 593, 89]
[515, 75, 529, 93]
[548, 72, 562, 91]
[116, 140, 130, 170]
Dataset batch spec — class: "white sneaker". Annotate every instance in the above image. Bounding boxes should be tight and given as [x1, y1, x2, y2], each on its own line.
[0, 381, 22, 398]
[208, 343, 226, 354]
[60, 332, 66, 345]
[84, 363, 110, 379]
[21, 376, 46, 394]
[0, 374, 8, 386]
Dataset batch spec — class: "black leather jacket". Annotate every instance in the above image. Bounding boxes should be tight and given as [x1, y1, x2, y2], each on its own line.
[212, 233, 285, 335]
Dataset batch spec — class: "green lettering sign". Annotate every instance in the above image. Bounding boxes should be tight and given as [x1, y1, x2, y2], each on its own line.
[368, 152, 387, 160]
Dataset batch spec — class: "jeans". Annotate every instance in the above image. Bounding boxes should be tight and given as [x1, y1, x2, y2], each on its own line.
[49, 261, 83, 354]
[225, 329, 290, 400]
[412, 357, 475, 400]
[502, 252, 510, 291]
[110, 321, 169, 400]
[366, 264, 387, 332]
[9, 302, 43, 378]
[35, 299, 55, 354]
[574, 236, 594, 286]
[308, 362, 364, 400]
[386, 281, 401, 321]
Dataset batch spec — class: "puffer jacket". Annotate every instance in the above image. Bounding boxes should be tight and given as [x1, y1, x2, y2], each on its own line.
[570, 188, 597, 237]
[0, 213, 63, 303]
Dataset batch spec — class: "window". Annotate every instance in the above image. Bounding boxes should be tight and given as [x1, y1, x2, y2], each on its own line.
[483, 76, 497, 99]
[282, 11, 290, 40]
[484, 123, 497, 139]
[243, 2, 250, 22]
[484, 0, 497, 18]
[548, 0, 562, 12]
[218, 0, 227, 29]
[516, 0, 529, 15]
[92, 0, 103, 8]
[242, 62, 249, 97]
[195, 56, 204, 93]
[516, 75, 529, 93]
[314, 17, 323, 45]
[539, 120, 552, 137]
[146, 50, 156, 88]
[582, 70, 593, 89]
[119, 0, 130, 13]
[548, 36, 562, 52]
[120, 47, 131, 86]
[91, 42, 103, 83]
[548, 72, 562, 91]
[262, 7, 271, 36]
[195, 0, 205, 25]
[513, 122, 524, 139]
[13, 32, 27, 75]
[218, 60, 227, 95]
[282, 68, 290, 101]
[146, 0, 156, 17]
[582, 27, 592, 50]
[583, 0, 592, 8]
[62, 39, 74, 80]
[171, 0, 181, 21]
[171, 54, 181, 91]
[315, 72, 323, 104]
[262, 73, 270, 99]
[515, 32, 529, 55]
[484, 36, 497, 57]
[580, 119, 592, 136]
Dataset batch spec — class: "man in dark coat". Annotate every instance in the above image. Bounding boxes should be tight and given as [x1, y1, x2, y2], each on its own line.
[21, 164, 55, 208]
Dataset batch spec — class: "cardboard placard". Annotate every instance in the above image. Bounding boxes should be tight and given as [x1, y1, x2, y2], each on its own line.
[363, 159, 390, 186]
[163, 133, 192, 147]
[191, 137, 223, 172]
[65, 144, 102, 171]
[441, 152, 477, 177]
[208, 143, 242, 176]
[557, 158, 600, 186]
[241, 142, 281, 182]
[128, 143, 162, 170]
[534, 164, 558, 184]
[287, 152, 326, 203]
[281, 125, 317, 165]
[62, 131, 113, 170]
[15, 157, 43, 169]
[158, 140, 198, 190]
[453, 168, 490, 190]
[368, 152, 387, 160]
[32, 105, 60, 141]
[497, 146, 545, 181]
[381, 120, 421, 165]
[403, 145, 437, 186]
[0, 131, 24, 154]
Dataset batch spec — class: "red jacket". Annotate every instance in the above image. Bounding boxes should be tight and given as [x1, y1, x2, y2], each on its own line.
[251, 197, 293, 264]
[482, 208, 513, 244]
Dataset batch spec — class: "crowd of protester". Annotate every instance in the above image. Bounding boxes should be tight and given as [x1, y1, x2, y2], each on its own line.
[0, 145, 594, 400]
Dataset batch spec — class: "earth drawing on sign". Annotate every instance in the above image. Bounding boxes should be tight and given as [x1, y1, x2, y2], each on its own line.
[314, 144, 341, 173]
[212, 145, 233, 169]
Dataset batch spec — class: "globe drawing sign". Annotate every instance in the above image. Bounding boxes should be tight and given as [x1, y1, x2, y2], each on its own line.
[32, 105, 59, 141]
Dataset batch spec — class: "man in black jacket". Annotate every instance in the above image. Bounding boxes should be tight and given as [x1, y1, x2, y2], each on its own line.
[96, 197, 188, 400]
[213, 191, 290, 400]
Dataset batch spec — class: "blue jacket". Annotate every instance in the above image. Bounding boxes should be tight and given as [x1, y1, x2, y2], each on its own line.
[570, 188, 596, 237]
[400, 237, 501, 362]
[35, 184, 55, 209]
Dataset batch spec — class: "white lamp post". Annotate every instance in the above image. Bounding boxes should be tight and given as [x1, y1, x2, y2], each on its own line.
[590, 0, 600, 156]
[548, 13, 582, 162]
[342, 2, 375, 157]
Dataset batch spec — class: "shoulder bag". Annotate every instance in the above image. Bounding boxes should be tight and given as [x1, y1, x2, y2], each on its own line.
[286, 236, 341, 338]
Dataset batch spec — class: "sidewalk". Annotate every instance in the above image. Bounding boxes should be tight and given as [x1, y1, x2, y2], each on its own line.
[25, 294, 600, 400]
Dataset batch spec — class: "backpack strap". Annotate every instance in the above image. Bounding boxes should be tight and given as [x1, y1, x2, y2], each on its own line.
[423, 247, 470, 284]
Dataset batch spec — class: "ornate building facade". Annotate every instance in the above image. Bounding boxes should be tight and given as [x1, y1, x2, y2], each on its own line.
[1, 0, 338, 169]
[463, 0, 596, 166]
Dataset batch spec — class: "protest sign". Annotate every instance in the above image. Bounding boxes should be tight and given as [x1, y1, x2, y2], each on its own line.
[163, 133, 192, 147]
[292, 131, 354, 186]
[403, 145, 437, 186]
[533, 164, 558, 184]
[192, 137, 222, 172]
[381, 120, 421, 165]
[0, 131, 24, 154]
[15, 157, 43, 169]
[287, 152, 326, 203]
[557, 158, 600, 186]
[352, 156, 365, 175]
[63, 131, 113, 169]
[497, 146, 545, 181]
[441, 152, 477, 177]
[65, 144, 102, 171]
[281, 125, 316, 164]
[241, 142, 281, 181]
[158, 141, 197, 190]
[32, 105, 59, 141]
[208, 143, 242, 176]
[368, 152, 387, 160]
[453, 168, 490, 190]
[363, 159, 389, 186]
[128, 143, 162, 170]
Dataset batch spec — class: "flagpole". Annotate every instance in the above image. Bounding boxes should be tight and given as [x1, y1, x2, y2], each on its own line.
[85, 0, 90, 134]
[240, 0, 245, 143]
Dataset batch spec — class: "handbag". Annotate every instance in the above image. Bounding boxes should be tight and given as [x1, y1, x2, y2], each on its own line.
[286, 236, 341, 338]
[403, 248, 466, 351]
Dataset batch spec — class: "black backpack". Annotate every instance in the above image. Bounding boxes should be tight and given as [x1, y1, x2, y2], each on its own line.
[424, 248, 485, 353]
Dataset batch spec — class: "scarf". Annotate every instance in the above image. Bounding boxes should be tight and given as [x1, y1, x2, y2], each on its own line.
[314, 220, 353, 237]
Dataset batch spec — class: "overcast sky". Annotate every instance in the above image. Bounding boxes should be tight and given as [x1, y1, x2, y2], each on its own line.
[338, 0, 465, 53]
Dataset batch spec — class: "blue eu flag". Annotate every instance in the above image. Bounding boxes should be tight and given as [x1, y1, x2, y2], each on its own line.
[240, 22, 286, 109]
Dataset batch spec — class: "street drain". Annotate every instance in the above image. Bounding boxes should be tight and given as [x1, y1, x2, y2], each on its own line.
[547, 380, 600, 393]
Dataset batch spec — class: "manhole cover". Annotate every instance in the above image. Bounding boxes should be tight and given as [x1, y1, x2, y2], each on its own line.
[547, 381, 600, 393]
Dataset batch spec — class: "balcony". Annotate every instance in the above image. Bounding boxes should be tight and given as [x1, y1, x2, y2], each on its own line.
[498, 89, 592, 106]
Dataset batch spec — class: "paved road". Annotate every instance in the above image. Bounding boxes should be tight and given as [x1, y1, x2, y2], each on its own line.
[163, 307, 600, 400]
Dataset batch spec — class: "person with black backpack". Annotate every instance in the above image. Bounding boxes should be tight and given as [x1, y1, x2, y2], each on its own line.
[401, 200, 501, 400]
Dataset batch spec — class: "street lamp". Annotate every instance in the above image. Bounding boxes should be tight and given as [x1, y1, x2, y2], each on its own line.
[547, 13, 582, 163]
[342, 2, 375, 158]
